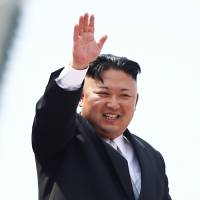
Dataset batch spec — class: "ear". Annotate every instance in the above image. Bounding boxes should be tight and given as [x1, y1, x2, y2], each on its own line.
[135, 93, 139, 107]
[79, 92, 84, 107]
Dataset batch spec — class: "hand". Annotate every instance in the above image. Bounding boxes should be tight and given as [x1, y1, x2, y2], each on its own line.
[70, 13, 107, 69]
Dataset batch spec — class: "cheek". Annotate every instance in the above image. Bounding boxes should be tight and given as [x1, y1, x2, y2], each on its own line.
[123, 101, 136, 115]
[92, 100, 106, 112]
[84, 97, 104, 112]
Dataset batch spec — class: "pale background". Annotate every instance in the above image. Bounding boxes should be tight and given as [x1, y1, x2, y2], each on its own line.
[0, 0, 200, 199]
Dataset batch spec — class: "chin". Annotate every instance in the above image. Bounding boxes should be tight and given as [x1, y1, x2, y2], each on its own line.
[99, 128, 121, 138]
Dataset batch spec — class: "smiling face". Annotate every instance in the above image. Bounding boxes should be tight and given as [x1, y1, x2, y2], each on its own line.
[80, 68, 138, 139]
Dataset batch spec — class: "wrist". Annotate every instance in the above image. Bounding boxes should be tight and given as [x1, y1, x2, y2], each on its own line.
[70, 61, 88, 70]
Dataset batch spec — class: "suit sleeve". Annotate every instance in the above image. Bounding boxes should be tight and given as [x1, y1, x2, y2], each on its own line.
[159, 152, 172, 200]
[32, 69, 82, 158]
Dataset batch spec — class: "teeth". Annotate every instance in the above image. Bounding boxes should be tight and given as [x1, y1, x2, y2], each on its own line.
[104, 113, 119, 119]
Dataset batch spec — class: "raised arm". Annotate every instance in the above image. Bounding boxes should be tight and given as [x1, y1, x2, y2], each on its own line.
[32, 13, 107, 158]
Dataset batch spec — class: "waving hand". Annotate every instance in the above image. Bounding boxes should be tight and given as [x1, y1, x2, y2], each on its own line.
[71, 13, 107, 69]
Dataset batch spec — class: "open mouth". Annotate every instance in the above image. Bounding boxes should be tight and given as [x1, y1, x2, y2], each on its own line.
[103, 113, 120, 120]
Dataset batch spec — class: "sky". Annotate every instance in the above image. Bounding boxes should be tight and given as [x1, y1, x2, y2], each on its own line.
[0, 0, 200, 199]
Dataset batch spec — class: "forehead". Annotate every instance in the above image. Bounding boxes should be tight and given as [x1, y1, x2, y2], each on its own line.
[84, 69, 137, 91]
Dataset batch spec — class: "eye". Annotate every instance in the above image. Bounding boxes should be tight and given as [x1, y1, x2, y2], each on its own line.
[121, 94, 131, 98]
[95, 92, 109, 97]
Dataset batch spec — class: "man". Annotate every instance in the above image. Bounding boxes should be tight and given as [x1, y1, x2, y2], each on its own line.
[32, 13, 171, 200]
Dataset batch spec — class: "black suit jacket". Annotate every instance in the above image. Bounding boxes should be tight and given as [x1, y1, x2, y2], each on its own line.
[32, 69, 171, 200]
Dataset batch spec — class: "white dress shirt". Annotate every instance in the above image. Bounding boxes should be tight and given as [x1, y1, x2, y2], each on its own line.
[56, 66, 88, 90]
[55, 66, 141, 199]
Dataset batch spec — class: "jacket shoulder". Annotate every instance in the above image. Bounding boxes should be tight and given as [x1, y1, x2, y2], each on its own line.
[126, 131, 164, 162]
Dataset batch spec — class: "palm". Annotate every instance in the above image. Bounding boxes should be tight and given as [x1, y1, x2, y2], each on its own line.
[71, 13, 107, 69]
[73, 33, 101, 66]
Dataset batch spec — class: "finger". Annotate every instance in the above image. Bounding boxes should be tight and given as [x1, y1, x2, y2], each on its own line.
[73, 24, 79, 41]
[88, 14, 94, 33]
[83, 13, 89, 32]
[79, 15, 84, 36]
[97, 35, 108, 50]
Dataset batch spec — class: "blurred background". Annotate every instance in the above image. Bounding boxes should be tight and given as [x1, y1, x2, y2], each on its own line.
[0, 0, 200, 199]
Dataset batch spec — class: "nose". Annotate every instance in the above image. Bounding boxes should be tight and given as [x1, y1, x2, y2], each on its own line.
[106, 97, 120, 110]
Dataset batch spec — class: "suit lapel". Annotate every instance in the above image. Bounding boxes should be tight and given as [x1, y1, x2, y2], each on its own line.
[125, 130, 157, 200]
[103, 142, 135, 200]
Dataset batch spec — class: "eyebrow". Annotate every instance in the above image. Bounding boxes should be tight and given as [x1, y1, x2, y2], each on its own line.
[98, 86, 109, 89]
[98, 86, 130, 92]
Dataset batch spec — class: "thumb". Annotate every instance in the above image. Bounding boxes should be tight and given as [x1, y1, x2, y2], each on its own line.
[97, 35, 108, 50]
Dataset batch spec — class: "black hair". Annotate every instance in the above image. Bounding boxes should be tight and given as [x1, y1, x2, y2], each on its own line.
[86, 54, 141, 81]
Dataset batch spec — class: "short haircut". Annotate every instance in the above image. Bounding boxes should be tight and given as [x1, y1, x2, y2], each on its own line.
[86, 54, 141, 81]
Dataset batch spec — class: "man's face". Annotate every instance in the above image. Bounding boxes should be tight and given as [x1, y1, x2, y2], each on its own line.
[80, 69, 138, 139]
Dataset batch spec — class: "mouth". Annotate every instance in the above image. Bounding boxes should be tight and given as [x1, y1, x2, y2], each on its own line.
[103, 113, 120, 120]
